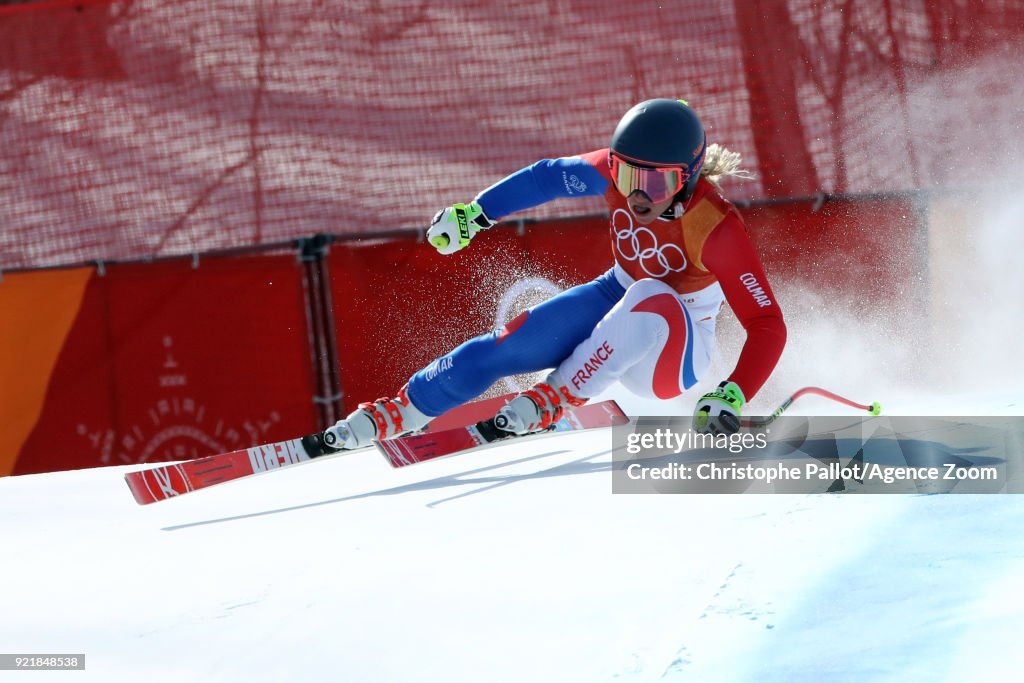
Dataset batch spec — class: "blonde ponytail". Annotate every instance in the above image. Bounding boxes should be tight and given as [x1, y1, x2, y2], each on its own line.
[700, 143, 754, 187]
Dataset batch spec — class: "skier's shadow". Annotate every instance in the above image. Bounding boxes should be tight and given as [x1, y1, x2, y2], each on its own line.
[161, 448, 616, 531]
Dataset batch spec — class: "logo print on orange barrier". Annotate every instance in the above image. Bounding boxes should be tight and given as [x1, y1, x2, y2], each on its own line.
[613, 209, 687, 278]
[76, 335, 281, 466]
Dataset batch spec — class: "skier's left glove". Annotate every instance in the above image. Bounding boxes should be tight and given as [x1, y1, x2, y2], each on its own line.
[426, 201, 495, 255]
[693, 381, 745, 435]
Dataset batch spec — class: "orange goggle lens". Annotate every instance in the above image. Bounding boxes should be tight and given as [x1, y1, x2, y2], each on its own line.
[610, 155, 687, 203]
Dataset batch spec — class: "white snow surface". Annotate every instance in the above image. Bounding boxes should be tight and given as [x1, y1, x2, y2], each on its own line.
[2, 389, 1024, 682]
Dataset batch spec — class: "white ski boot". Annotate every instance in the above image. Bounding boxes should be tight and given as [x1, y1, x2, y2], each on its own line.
[493, 371, 588, 436]
[323, 387, 430, 450]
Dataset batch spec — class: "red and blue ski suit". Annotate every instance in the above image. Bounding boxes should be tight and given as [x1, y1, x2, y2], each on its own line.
[405, 150, 787, 416]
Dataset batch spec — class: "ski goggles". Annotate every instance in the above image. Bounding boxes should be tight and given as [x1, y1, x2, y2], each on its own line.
[609, 153, 689, 203]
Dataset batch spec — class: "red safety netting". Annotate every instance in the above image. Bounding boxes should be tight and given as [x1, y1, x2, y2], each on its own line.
[1, 0, 1022, 269]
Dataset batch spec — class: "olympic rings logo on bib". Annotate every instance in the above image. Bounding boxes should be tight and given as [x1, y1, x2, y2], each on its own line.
[612, 208, 688, 278]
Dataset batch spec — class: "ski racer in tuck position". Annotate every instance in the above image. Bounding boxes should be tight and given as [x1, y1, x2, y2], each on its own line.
[324, 98, 787, 449]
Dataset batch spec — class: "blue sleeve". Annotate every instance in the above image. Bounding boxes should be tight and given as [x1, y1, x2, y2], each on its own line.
[474, 156, 609, 220]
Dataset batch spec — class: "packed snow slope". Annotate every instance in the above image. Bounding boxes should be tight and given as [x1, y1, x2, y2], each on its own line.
[2, 389, 1023, 683]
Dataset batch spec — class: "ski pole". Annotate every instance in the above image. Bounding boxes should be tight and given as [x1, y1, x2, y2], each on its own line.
[742, 386, 881, 429]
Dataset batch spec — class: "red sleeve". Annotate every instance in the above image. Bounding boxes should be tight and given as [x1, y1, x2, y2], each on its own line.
[578, 148, 612, 181]
[700, 214, 787, 401]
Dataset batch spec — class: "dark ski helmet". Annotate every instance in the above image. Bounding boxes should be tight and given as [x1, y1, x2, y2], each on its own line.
[609, 99, 707, 204]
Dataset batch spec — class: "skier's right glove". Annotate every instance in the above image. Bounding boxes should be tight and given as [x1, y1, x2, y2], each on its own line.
[426, 201, 495, 255]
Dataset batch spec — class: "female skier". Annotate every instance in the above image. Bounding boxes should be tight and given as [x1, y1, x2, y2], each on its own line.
[324, 98, 786, 449]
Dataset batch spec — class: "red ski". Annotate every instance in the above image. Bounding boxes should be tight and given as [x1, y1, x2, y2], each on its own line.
[124, 392, 523, 505]
[123, 433, 341, 505]
[376, 400, 629, 467]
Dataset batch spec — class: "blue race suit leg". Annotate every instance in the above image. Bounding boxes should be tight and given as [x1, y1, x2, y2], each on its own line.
[406, 270, 625, 416]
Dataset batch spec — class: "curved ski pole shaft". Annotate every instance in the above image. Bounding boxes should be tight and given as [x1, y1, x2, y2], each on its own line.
[741, 386, 881, 430]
